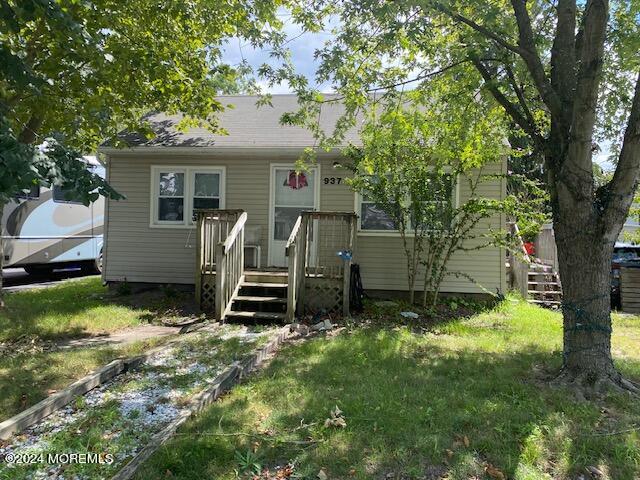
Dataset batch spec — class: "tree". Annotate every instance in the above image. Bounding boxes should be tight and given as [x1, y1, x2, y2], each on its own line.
[270, 1, 640, 392]
[1, 0, 282, 303]
[1, 0, 282, 147]
[342, 87, 526, 306]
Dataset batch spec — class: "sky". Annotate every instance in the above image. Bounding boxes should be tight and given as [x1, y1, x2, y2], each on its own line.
[221, 12, 334, 94]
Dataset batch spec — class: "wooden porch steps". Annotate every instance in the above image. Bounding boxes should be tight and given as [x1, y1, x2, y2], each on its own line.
[225, 270, 289, 323]
[241, 282, 288, 289]
[526, 263, 563, 308]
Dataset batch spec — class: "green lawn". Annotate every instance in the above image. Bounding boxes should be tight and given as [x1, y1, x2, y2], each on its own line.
[135, 299, 640, 480]
[0, 277, 195, 342]
[0, 277, 199, 419]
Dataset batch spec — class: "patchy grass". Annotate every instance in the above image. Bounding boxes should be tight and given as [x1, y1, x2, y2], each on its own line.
[136, 298, 640, 480]
[0, 277, 203, 420]
[0, 277, 200, 343]
[0, 337, 170, 420]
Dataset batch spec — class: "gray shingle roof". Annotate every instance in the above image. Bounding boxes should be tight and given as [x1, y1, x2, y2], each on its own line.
[112, 94, 360, 149]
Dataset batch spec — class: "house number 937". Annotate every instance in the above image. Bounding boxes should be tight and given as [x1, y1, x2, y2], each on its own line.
[323, 177, 342, 185]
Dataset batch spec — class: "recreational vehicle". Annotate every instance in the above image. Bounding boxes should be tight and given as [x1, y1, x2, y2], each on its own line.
[1, 157, 104, 275]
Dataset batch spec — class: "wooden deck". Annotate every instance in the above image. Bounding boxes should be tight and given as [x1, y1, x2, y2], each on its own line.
[195, 210, 357, 321]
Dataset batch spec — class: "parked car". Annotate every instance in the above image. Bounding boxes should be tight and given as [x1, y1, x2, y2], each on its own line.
[611, 242, 640, 309]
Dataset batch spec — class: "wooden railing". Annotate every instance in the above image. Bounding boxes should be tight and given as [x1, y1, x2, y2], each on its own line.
[285, 211, 357, 319]
[285, 215, 308, 321]
[195, 209, 244, 314]
[214, 212, 247, 320]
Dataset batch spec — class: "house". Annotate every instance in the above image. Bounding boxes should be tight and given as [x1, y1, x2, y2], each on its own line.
[98, 95, 507, 320]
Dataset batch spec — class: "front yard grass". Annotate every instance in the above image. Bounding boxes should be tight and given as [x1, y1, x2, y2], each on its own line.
[0, 277, 200, 419]
[135, 298, 640, 480]
[0, 277, 197, 342]
[0, 337, 169, 420]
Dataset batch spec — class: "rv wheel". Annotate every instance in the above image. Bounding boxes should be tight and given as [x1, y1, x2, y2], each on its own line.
[83, 251, 103, 275]
[24, 265, 54, 276]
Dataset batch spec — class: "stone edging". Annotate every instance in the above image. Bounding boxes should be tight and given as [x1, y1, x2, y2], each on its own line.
[111, 325, 292, 480]
[0, 324, 220, 440]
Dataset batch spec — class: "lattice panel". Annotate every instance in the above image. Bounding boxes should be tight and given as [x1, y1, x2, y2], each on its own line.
[200, 274, 216, 312]
[303, 277, 343, 314]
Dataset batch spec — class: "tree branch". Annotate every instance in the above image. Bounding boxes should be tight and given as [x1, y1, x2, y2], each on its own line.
[504, 62, 536, 127]
[604, 70, 640, 233]
[510, 0, 565, 121]
[550, 0, 577, 108]
[559, 0, 609, 204]
[471, 57, 543, 145]
[317, 59, 473, 104]
[431, 1, 523, 55]
[17, 115, 42, 144]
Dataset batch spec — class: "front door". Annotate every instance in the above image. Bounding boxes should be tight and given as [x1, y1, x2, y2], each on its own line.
[269, 165, 319, 267]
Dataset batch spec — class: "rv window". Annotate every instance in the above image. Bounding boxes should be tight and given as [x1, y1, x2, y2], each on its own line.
[15, 184, 40, 200]
[53, 185, 83, 204]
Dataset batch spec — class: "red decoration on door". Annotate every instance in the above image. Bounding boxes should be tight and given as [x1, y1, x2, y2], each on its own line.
[284, 171, 308, 189]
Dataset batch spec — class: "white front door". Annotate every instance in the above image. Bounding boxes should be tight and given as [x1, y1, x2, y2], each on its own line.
[269, 165, 319, 267]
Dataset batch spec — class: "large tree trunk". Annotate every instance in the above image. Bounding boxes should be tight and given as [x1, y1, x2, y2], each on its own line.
[553, 203, 638, 393]
[555, 224, 616, 378]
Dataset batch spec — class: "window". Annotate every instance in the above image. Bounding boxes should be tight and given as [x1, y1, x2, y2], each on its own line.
[360, 194, 398, 231]
[150, 166, 225, 227]
[53, 185, 83, 204]
[157, 171, 185, 222]
[417, 173, 454, 231]
[15, 184, 40, 200]
[357, 173, 456, 234]
[192, 172, 220, 210]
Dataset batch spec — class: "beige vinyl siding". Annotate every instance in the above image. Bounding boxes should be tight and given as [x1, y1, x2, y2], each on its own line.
[352, 161, 506, 294]
[104, 153, 506, 294]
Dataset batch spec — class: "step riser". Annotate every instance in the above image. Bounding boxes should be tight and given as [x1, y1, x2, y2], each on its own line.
[243, 275, 288, 284]
[233, 300, 286, 314]
[225, 311, 286, 322]
[239, 286, 287, 298]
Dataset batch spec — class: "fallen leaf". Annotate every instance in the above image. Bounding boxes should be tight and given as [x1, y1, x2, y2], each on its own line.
[485, 464, 505, 480]
[318, 468, 328, 480]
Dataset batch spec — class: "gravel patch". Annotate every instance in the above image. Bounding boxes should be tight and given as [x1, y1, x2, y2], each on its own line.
[0, 325, 276, 479]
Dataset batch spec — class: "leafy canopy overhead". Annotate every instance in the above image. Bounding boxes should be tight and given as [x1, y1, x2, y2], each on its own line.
[266, 1, 638, 161]
[1, 0, 284, 149]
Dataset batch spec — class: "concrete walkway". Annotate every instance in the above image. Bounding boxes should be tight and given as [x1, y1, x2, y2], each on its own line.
[55, 325, 182, 350]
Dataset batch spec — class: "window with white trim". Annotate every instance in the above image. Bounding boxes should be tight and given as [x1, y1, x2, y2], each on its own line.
[151, 166, 225, 227]
[359, 193, 398, 231]
[357, 173, 456, 233]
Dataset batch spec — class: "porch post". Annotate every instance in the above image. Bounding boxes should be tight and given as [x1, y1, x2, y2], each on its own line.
[195, 214, 203, 309]
[286, 243, 296, 322]
[342, 214, 356, 317]
[215, 242, 225, 321]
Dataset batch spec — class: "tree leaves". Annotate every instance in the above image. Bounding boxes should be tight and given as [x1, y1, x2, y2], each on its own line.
[1, 0, 283, 150]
